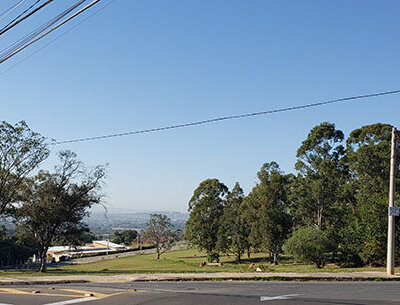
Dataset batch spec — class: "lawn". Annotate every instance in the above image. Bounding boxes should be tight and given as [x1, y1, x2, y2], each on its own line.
[0, 248, 386, 277]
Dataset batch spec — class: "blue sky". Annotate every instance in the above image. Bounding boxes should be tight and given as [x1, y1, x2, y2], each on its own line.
[1, 0, 399, 212]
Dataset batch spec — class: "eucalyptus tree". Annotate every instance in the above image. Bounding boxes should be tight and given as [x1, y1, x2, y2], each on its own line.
[291, 122, 347, 230]
[217, 182, 250, 263]
[185, 179, 227, 258]
[242, 162, 292, 264]
[342, 123, 396, 265]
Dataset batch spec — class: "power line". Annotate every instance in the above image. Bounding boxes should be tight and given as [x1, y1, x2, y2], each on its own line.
[0, 0, 100, 65]
[0, 0, 26, 22]
[53, 89, 400, 145]
[0, 0, 49, 36]
[0, 0, 86, 62]
[0, 0, 117, 76]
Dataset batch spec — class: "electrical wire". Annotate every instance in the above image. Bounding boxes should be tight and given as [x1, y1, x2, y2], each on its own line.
[0, 0, 86, 62]
[0, 0, 100, 65]
[0, 0, 26, 22]
[0, 0, 117, 76]
[0, 0, 45, 36]
[53, 89, 400, 145]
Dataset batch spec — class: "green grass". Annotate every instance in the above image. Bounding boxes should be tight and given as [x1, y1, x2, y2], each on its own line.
[0, 248, 387, 277]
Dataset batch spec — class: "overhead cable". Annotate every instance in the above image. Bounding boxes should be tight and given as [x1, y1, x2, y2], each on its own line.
[0, 0, 100, 65]
[0, 0, 117, 76]
[0, 0, 86, 62]
[53, 89, 400, 145]
[0, 0, 26, 22]
[0, 0, 46, 36]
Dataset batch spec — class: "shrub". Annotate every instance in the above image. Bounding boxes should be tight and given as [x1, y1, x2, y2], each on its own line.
[283, 226, 331, 268]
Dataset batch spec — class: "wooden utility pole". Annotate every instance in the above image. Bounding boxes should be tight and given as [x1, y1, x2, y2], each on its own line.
[387, 127, 397, 275]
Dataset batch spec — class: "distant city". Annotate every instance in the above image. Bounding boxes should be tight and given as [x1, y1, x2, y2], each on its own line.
[85, 210, 188, 235]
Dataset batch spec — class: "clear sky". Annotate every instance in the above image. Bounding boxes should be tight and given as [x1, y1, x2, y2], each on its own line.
[1, 0, 399, 212]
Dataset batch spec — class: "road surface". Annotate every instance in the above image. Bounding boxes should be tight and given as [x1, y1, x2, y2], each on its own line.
[0, 281, 399, 304]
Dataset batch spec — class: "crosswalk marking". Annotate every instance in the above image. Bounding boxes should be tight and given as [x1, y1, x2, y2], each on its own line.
[41, 297, 98, 305]
[260, 294, 299, 301]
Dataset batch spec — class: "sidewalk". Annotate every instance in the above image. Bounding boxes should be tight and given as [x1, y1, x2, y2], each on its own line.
[1, 271, 400, 285]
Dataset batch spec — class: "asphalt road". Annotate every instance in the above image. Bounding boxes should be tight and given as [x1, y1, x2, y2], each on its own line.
[1, 281, 400, 305]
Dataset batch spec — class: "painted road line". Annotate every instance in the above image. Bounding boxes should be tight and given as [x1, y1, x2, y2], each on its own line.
[0, 288, 30, 295]
[260, 294, 299, 301]
[58, 289, 109, 298]
[0, 288, 84, 298]
[0, 303, 14, 305]
[41, 297, 98, 305]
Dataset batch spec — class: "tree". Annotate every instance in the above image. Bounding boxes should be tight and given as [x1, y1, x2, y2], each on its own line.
[0, 121, 49, 215]
[242, 162, 292, 264]
[111, 230, 138, 246]
[283, 226, 331, 268]
[143, 214, 176, 259]
[217, 182, 249, 263]
[341, 123, 397, 266]
[185, 179, 227, 258]
[16, 151, 106, 272]
[291, 122, 346, 230]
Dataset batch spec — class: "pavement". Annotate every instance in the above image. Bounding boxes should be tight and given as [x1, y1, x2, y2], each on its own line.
[1, 271, 400, 285]
[1, 281, 400, 305]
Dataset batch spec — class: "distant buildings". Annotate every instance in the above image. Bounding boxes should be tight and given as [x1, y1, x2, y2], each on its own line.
[45, 240, 127, 262]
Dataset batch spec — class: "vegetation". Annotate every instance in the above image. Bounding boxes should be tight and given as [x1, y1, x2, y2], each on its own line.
[185, 179, 228, 260]
[283, 226, 331, 268]
[0, 120, 398, 273]
[143, 214, 178, 259]
[16, 151, 106, 272]
[0, 248, 388, 277]
[186, 122, 400, 268]
[111, 230, 138, 246]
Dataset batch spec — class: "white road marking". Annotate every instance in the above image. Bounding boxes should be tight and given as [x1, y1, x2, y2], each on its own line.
[260, 294, 299, 301]
[0, 303, 14, 305]
[41, 297, 98, 305]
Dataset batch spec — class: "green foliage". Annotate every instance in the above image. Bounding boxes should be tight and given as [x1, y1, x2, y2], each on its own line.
[16, 151, 106, 272]
[143, 214, 176, 259]
[216, 182, 249, 263]
[0, 227, 37, 267]
[242, 162, 292, 264]
[292, 122, 347, 230]
[185, 179, 227, 255]
[111, 230, 138, 246]
[0, 121, 49, 215]
[283, 226, 331, 268]
[207, 250, 220, 263]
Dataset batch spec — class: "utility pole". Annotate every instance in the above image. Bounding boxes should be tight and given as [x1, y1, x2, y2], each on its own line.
[387, 127, 398, 275]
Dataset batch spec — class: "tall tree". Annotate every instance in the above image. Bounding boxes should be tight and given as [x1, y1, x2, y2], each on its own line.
[16, 151, 106, 272]
[143, 214, 176, 259]
[0, 121, 49, 215]
[342, 123, 397, 266]
[185, 179, 227, 257]
[291, 122, 346, 229]
[242, 162, 292, 264]
[216, 182, 249, 263]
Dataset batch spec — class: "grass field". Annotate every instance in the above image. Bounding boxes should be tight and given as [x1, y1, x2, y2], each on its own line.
[0, 248, 387, 277]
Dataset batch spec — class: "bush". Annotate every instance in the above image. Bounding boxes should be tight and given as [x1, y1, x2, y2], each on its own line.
[207, 251, 220, 262]
[283, 226, 331, 268]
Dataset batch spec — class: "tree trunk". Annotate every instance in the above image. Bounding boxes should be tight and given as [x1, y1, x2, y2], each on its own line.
[247, 246, 251, 258]
[39, 249, 48, 272]
[273, 252, 278, 265]
[236, 250, 241, 264]
[156, 243, 160, 259]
